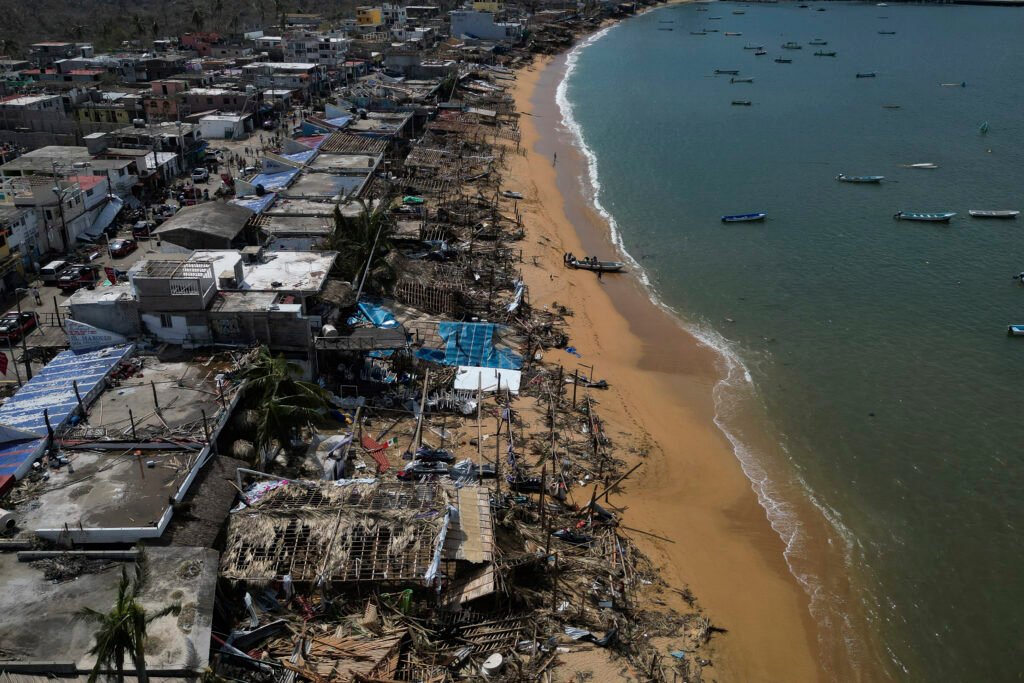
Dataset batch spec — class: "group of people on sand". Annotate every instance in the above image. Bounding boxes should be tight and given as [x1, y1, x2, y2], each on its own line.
[563, 252, 599, 265]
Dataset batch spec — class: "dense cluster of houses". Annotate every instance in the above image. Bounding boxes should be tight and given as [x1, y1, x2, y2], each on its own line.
[0, 0, 710, 681]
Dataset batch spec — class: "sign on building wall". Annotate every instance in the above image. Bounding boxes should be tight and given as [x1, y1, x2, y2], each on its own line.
[66, 319, 128, 352]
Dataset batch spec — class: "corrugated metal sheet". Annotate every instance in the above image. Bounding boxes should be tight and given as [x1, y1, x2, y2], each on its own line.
[0, 344, 134, 478]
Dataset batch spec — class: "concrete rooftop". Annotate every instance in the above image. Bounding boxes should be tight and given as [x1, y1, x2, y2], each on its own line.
[0, 547, 217, 676]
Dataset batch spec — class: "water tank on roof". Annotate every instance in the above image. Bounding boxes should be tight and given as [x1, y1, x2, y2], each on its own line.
[321, 324, 339, 338]
[132, 118, 145, 128]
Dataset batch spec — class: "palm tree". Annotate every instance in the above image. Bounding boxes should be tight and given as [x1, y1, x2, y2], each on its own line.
[324, 198, 396, 290]
[237, 347, 329, 466]
[77, 550, 181, 683]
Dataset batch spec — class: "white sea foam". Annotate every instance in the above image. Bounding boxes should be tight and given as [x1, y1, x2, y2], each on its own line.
[554, 23, 870, 678]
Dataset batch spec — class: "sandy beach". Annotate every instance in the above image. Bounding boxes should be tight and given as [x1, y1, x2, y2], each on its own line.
[505, 55, 826, 681]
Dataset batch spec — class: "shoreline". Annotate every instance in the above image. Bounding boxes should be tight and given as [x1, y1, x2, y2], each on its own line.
[506, 47, 829, 683]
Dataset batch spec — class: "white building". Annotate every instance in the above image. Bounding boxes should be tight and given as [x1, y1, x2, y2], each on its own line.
[449, 10, 523, 42]
[198, 113, 251, 140]
[284, 32, 351, 68]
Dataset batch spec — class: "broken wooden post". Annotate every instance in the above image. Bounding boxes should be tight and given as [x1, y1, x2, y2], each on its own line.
[201, 409, 212, 453]
[128, 408, 138, 442]
[71, 379, 85, 420]
[572, 369, 579, 408]
[151, 381, 160, 413]
[540, 464, 549, 556]
[476, 375, 483, 464]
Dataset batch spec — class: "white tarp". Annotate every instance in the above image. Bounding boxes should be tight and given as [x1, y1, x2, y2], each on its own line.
[453, 366, 521, 395]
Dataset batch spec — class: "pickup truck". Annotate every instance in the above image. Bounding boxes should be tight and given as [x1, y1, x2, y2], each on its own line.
[56, 264, 102, 291]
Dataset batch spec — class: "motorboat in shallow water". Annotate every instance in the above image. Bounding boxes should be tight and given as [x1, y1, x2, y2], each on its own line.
[837, 174, 884, 183]
[722, 212, 767, 222]
[893, 211, 956, 222]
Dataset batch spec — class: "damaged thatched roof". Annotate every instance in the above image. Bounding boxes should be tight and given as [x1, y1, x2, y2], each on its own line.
[220, 481, 452, 585]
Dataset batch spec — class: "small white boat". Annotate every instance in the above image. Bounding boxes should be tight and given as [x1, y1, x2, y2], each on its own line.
[968, 210, 1019, 219]
[1007, 325, 1024, 336]
[877, 2, 888, 6]
[901, 163, 939, 169]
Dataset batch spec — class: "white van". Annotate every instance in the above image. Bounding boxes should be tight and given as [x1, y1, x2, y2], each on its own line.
[40, 260, 69, 284]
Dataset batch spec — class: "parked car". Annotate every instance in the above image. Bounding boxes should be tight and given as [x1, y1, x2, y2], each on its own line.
[108, 238, 137, 258]
[0, 312, 38, 342]
[396, 460, 449, 481]
[191, 168, 210, 182]
[57, 264, 102, 291]
[132, 220, 156, 238]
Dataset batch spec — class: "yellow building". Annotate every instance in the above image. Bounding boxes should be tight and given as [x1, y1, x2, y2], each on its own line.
[473, 0, 503, 12]
[357, 7, 383, 26]
[74, 103, 134, 126]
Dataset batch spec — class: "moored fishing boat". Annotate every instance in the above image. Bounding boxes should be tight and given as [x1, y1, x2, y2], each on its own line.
[893, 211, 956, 222]
[814, 50, 837, 56]
[809, 39, 828, 45]
[968, 210, 1019, 219]
[782, 41, 802, 49]
[774, 57, 792, 63]
[878, 30, 896, 35]
[901, 162, 939, 169]
[837, 174, 884, 183]
[691, 30, 707, 35]
[565, 255, 625, 273]
[714, 69, 740, 75]
[882, 104, 901, 109]
[744, 44, 764, 49]
[724, 31, 742, 36]
[721, 212, 767, 222]
[733, 9, 746, 14]
[1007, 325, 1024, 336]
[754, 49, 767, 55]
[730, 77, 755, 83]
[731, 99, 753, 105]
[856, 72, 877, 78]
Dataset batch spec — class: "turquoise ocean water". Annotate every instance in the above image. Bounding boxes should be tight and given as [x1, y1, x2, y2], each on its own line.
[558, 3, 1024, 680]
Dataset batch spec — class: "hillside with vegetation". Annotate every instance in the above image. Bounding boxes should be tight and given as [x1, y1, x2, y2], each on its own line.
[0, 0, 427, 56]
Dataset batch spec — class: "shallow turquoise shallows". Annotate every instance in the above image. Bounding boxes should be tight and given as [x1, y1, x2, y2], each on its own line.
[562, 3, 1024, 681]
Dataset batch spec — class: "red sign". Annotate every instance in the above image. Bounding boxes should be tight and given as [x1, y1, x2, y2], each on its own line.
[105, 267, 118, 284]
[0, 352, 8, 376]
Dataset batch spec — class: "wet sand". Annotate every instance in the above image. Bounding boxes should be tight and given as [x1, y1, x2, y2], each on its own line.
[506, 55, 826, 681]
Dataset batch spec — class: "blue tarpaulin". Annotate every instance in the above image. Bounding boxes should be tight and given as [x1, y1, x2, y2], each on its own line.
[282, 149, 317, 164]
[0, 344, 135, 477]
[230, 192, 277, 214]
[415, 323, 521, 370]
[248, 168, 299, 193]
[357, 301, 399, 328]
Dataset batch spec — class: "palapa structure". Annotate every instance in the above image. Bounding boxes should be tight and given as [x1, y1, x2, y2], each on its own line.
[220, 480, 452, 585]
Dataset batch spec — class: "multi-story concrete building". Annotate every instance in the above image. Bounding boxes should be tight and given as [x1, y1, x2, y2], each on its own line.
[450, 10, 524, 41]
[284, 32, 352, 68]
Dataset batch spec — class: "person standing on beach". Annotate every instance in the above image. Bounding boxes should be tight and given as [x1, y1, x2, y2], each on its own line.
[553, 152, 557, 166]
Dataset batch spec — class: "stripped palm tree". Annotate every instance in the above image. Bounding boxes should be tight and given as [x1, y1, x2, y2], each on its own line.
[237, 347, 329, 467]
[324, 198, 396, 292]
[76, 550, 181, 683]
